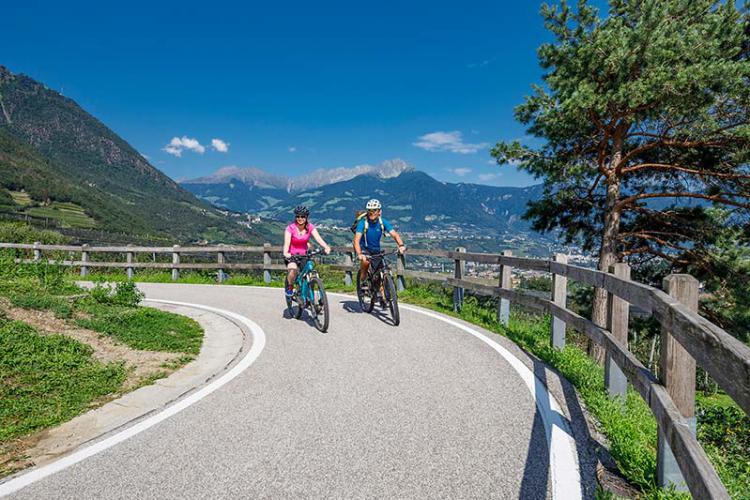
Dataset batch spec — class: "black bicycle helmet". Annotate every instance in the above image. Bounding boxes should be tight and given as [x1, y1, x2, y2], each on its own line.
[293, 205, 310, 217]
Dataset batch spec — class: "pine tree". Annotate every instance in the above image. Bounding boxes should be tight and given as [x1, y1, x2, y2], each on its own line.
[493, 0, 750, 361]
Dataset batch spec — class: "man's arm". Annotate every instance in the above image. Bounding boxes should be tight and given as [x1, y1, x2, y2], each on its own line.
[354, 232, 366, 261]
[389, 230, 406, 252]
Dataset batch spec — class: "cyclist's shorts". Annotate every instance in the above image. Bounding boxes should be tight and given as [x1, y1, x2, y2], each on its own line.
[285, 255, 308, 267]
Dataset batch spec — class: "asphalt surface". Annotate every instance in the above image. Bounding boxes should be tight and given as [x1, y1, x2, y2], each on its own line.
[8, 283, 583, 499]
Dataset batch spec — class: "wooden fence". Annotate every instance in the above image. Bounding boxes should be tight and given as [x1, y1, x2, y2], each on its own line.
[2, 241, 749, 499]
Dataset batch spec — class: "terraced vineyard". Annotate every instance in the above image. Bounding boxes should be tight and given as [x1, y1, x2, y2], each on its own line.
[25, 201, 97, 228]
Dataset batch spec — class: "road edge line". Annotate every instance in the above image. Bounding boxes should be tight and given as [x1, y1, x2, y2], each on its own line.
[0, 300, 266, 497]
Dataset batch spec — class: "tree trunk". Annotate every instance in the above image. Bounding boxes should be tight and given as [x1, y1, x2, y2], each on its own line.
[589, 131, 625, 364]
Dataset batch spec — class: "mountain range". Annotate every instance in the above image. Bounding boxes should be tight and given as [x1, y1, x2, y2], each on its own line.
[182, 162, 544, 236]
[0, 64, 545, 246]
[0, 65, 255, 243]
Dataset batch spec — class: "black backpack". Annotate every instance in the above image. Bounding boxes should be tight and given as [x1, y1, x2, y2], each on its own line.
[350, 210, 367, 234]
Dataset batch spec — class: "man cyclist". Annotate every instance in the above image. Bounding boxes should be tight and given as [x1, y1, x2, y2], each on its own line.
[353, 199, 406, 294]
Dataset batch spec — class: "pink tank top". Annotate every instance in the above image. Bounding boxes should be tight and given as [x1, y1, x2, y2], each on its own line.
[286, 222, 315, 255]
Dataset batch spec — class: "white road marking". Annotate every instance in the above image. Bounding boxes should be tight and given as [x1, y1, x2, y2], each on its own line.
[397, 303, 583, 500]
[0, 300, 266, 497]
[324, 290, 583, 500]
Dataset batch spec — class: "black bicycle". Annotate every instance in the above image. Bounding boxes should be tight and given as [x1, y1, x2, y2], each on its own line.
[284, 249, 330, 333]
[356, 249, 402, 326]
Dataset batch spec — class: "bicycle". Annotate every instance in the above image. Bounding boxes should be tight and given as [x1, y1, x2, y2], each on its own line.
[284, 249, 330, 333]
[356, 249, 402, 326]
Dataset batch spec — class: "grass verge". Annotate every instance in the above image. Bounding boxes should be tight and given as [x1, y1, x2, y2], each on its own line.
[76, 302, 203, 354]
[397, 283, 747, 499]
[0, 319, 126, 443]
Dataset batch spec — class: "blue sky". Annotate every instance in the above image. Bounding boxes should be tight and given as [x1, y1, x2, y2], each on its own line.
[2, 0, 565, 187]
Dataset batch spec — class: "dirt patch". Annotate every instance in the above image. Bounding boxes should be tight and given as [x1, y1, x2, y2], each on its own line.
[1, 299, 183, 390]
[0, 436, 36, 478]
[0, 299, 194, 479]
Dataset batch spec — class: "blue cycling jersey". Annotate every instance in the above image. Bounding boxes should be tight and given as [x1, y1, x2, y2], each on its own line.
[355, 216, 393, 252]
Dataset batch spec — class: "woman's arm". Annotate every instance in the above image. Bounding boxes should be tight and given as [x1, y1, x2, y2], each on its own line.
[283, 230, 292, 258]
[311, 228, 331, 253]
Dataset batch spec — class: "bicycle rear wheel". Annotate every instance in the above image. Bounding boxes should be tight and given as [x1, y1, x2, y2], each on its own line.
[384, 273, 400, 326]
[356, 272, 374, 313]
[309, 277, 329, 332]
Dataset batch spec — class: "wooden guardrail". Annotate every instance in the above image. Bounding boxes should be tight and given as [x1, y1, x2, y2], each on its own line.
[2, 241, 748, 498]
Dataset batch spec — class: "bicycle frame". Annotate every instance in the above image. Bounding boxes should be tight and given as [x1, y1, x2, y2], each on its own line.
[294, 253, 317, 302]
[293, 257, 316, 301]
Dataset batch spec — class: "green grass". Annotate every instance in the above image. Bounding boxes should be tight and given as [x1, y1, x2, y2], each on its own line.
[88, 269, 287, 288]
[0, 262, 205, 356]
[0, 319, 126, 442]
[76, 302, 203, 354]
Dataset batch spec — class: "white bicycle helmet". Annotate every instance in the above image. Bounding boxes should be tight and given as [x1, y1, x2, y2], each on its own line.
[366, 198, 382, 210]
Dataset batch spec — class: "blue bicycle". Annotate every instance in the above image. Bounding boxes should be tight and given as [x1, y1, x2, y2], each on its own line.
[284, 249, 330, 332]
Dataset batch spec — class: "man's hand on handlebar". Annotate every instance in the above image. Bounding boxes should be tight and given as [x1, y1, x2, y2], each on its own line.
[398, 245, 407, 254]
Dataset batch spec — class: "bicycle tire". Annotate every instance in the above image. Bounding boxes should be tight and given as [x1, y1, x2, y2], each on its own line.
[309, 277, 330, 332]
[356, 272, 374, 313]
[384, 273, 400, 326]
[284, 276, 303, 319]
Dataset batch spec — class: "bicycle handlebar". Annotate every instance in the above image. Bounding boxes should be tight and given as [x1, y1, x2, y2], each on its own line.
[287, 248, 327, 260]
[362, 248, 405, 260]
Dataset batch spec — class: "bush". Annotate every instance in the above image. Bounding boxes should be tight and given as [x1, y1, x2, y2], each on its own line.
[89, 281, 144, 307]
[0, 221, 68, 244]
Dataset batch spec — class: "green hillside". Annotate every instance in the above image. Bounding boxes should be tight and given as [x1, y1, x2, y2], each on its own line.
[0, 66, 256, 243]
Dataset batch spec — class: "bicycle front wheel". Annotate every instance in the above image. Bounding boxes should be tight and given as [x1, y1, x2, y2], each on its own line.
[309, 277, 329, 332]
[384, 273, 400, 326]
[284, 276, 303, 319]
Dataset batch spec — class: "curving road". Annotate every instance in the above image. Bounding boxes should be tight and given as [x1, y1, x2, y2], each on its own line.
[5, 284, 593, 499]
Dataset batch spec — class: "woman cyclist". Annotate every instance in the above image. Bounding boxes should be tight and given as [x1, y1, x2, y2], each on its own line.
[283, 205, 331, 297]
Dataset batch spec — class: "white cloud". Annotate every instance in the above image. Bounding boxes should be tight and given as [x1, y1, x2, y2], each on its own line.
[479, 173, 502, 182]
[163, 136, 205, 157]
[211, 138, 229, 153]
[447, 167, 472, 177]
[289, 146, 297, 153]
[413, 131, 489, 154]
[467, 57, 495, 69]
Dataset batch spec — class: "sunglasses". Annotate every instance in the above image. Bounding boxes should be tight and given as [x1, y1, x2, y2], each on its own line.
[295, 215, 307, 219]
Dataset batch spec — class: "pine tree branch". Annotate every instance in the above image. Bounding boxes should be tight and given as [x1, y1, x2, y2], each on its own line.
[621, 163, 750, 179]
[616, 192, 750, 210]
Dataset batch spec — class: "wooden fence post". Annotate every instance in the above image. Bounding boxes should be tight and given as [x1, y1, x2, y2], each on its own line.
[126, 244, 134, 280]
[217, 249, 226, 283]
[657, 274, 699, 492]
[80, 244, 89, 277]
[605, 263, 630, 399]
[453, 247, 466, 312]
[263, 243, 272, 284]
[498, 250, 512, 326]
[551, 253, 568, 350]
[171, 245, 180, 281]
[396, 252, 406, 292]
[344, 252, 353, 286]
[33, 241, 41, 262]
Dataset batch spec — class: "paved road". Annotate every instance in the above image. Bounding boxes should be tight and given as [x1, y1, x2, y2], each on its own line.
[8, 284, 589, 499]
